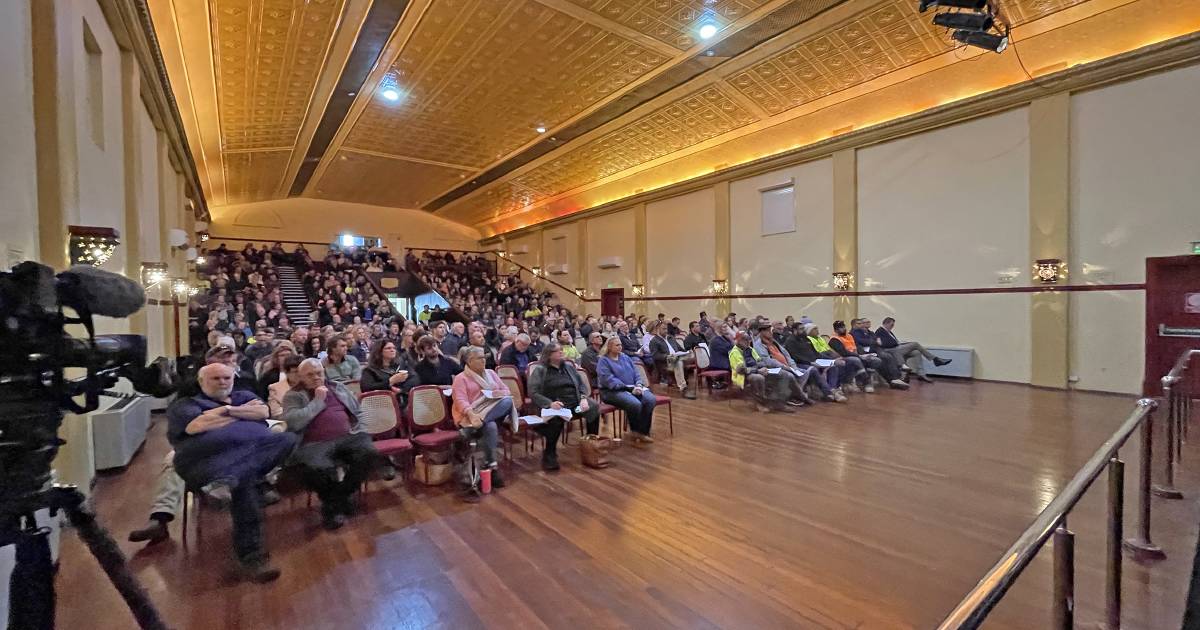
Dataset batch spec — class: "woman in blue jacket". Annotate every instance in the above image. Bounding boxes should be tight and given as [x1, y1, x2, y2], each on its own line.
[596, 336, 656, 446]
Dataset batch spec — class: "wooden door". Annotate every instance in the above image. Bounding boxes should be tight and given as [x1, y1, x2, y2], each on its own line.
[1144, 255, 1200, 395]
[600, 288, 624, 318]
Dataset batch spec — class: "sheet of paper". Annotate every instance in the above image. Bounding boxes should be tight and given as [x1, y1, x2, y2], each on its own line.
[541, 407, 572, 419]
[814, 359, 835, 368]
[520, 415, 546, 426]
[767, 367, 782, 375]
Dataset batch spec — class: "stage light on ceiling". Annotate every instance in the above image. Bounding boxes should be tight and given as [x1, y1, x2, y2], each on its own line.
[952, 28, 1009, 53]
[919, 0, 986, 12]
[380, 87, 400, 102]
[933, 11, 993, 31]
[698, 23, 717, 39]
[535, 125, 547, 134]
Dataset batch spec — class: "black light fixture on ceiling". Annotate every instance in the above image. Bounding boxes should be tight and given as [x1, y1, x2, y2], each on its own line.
[933, 10, 993, 31]
[952, 28, 1009, 53]
[918, 0, 986, 12]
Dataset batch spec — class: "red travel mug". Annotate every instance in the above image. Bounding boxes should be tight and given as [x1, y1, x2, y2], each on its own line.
[480, 468, 492, 494]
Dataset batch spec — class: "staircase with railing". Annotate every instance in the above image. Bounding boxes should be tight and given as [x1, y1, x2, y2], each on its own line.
[939, 348, 1197, 628]
[275, 264, 314, 325]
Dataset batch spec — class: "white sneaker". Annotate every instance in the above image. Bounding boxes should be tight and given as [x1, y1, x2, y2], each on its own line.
[833, 392, 848, 403]
[864, 384, 876, 393]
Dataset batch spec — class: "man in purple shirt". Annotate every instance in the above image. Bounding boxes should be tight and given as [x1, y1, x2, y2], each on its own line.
[166, 363, 297, 582]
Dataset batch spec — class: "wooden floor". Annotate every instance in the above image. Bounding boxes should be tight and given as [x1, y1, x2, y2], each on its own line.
[57, 380, 1200, 629]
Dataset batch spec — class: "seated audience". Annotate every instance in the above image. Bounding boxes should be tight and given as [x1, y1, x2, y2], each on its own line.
[782, 325, 843, 402]
[360, 338, 413, 403]
[281, 358, 389, 530]
[752, 324, 819, 404]
[729, 332, 793, 413]
[412, 335, 461, 386]
[596, 336, 656, 446]
[527, 343, 601, 470]
[165, 363, 296, 582]
[708, 323, 735, 373]
[451, 346, 514, 482]
[559, 330, 580, 361]
[257, 341, 296, 398]
[323, 334, 362, 383]
[499, 333, 538, 371]
[268, 354, 303, 417]
[683, 321, 707, 350]
[874, 317, 951, 383]
[580, 332, 604, 379]
[829, 320, 908, 391]
[648, 320, 697, 399]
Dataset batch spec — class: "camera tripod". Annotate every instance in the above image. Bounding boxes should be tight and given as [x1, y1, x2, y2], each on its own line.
[3, 485, 168, 630]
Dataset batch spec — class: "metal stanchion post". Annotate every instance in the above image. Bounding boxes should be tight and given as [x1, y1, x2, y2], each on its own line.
[1123, 399, 1166, 561]
[1105, 458, 1123, 629]
[1053, 517, 1075, 630]
[1155, 379, 1183, 499]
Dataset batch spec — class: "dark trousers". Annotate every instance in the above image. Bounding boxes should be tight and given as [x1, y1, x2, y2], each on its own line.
[294, 432, 379, 513]
[177, 431, 297, 563]
[601, 389, 656, 435]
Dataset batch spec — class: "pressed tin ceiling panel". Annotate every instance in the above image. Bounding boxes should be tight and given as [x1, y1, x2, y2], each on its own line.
[313, 150, 473, 207]
[209, 0, 347, 200]
[436, 0, 1098, 225]
[339, 0, 671, 168]
[564, 0, 775, 49]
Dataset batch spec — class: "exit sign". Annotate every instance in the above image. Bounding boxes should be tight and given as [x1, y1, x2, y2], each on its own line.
[1192, 240, 1200, 254]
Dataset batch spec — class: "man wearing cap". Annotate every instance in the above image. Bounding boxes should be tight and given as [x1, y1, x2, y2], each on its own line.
[728, 332, 793, 413]
[163, 363, 296, 581]
[750, 323, 815, 406]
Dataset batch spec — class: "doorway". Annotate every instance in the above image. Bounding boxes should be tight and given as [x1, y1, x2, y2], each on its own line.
[1144, 254, 1200, 395]
[600, 288, 624, 318]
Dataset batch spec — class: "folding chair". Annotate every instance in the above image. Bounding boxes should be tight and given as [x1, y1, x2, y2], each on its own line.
[405, 385, 459, 481]
[635, 362, 674, 437]
[692, 345, 730, 393]
[358, 391, 414, 482]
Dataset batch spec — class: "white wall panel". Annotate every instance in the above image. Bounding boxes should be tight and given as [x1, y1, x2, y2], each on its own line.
[731, 158, 833, 294]
[0, 0, 38, 266]
[586, 209, 636, 296]
[646, 188, 715, 297]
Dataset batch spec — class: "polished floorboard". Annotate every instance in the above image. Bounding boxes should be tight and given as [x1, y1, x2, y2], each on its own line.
[56, 380, 1200, 629]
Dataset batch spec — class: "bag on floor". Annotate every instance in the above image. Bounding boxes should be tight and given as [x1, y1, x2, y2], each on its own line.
[580, 435, 612, 469]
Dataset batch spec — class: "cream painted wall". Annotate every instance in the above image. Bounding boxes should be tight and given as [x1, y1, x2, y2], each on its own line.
[541, 223, 580, 287]
[645, 188, 715, 297]
[0, 0, 38, 266]
[858, 108, 1031, 382]
[729, 157, 836, 324]
[586, 208, 636, 296]
[1069, 63, 1200, 394]
[135, 102, 167, 359]
[209, 198, 482, 255]
[506, 230, 542, 271]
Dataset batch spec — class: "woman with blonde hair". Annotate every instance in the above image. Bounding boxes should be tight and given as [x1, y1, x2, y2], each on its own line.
[450, 346, 514, 483]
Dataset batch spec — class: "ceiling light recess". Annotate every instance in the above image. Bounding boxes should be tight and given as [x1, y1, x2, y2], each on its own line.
[698, 23, 718, 39]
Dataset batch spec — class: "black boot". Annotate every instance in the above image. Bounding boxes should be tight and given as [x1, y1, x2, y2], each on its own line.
[542, 450, 560, 471]
[128, 515, 170, 544]
[933, 357, 952, 367]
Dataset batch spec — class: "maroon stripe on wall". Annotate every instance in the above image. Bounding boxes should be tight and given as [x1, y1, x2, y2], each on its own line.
[617, 283, 1145, 302]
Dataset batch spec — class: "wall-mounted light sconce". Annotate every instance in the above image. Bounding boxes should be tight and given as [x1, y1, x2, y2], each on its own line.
[68, 225, 120, 267]
[496, 250, 508, 259]
[531, 266, 543, 278]
[574, 287, 587, 299]
[832, 272, 854, 291]
[712, 279, 728, 295]
[171, 278, 191, 298]
[195, 255, 207, 266]
[631, 283, 645, 297]
[198, 231, 210, 243]
[1034, 259, 1067, 284]
[167, 228, 188, 251]
[140, 262, 169, 286]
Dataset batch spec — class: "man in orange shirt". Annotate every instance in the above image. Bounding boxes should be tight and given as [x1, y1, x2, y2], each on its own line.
[831, 319, 909, 390]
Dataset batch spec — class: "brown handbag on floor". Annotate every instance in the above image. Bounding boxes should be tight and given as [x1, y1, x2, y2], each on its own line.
[580, 435, 612, 469]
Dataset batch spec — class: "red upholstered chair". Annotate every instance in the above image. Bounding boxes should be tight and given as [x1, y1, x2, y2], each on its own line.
[692, 345, 730, 392]
[405, 385, 459, 480]
[576, 368, 621, 440]
[496, 364, 521, 384]
[498, 374, 537, 458]
[357, 391, 413, 481]
[635, 362, 674, 437]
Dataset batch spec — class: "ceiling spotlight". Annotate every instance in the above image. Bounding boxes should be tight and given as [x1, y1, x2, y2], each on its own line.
[380, 87, 400, 101]
[919, 0, 986, 12]
[535, 125, 547, 134]
[952, 28, 1008, 53]
[933, 11, 993, 31]
[698, 23, 717, 39]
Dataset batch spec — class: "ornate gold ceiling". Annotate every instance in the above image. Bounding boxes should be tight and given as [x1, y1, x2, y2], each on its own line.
[151, 0, 1200, 233]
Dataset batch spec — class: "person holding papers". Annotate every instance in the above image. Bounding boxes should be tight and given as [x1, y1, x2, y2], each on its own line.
[527, 343, 600, 471]
[596, 337, 657, 447]
[648, 320, 697, 399]
[451, 346, 515, 482]
[782, 323, 848, 403]
[751, 323, 822, 405]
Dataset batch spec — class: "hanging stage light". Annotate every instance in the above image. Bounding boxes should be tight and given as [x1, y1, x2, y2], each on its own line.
[919, 0, 986, 12]
[952, 28, 1009, 53]
[933, 11, 994, 31]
